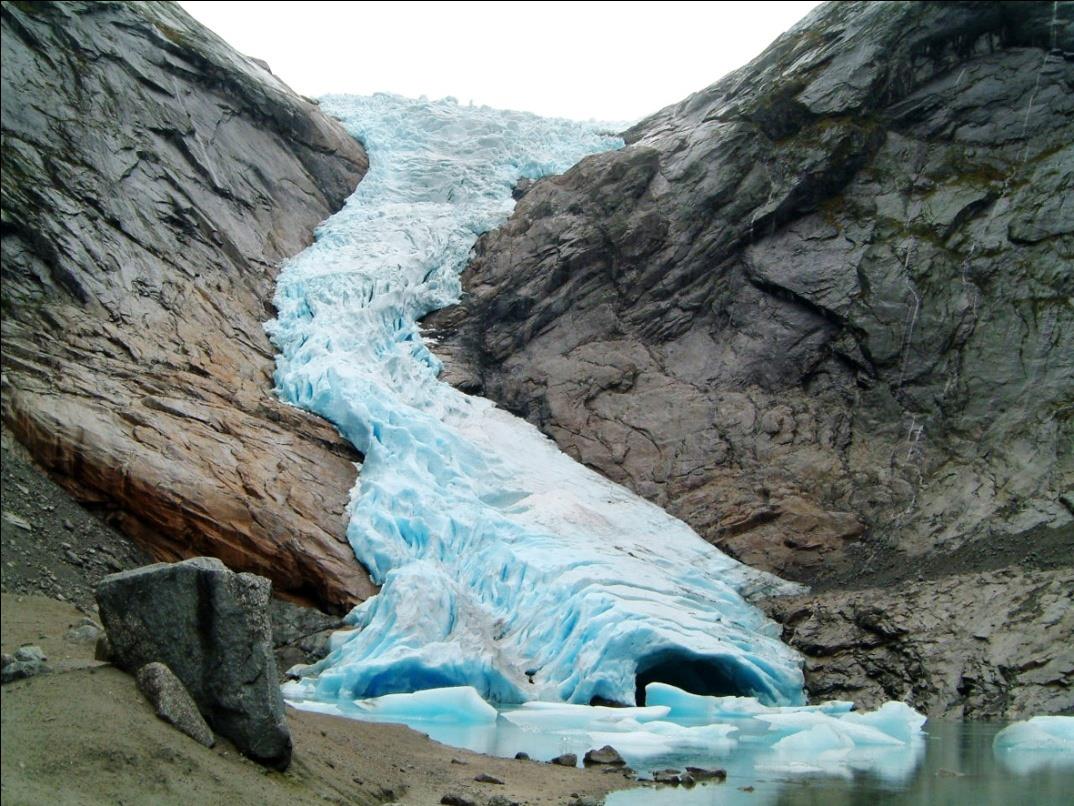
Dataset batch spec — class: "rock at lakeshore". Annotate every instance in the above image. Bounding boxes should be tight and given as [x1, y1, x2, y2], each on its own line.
[550, 753, 578, 767]
[685, 766, 727, 781]
[653, 769, 682, 785]
[96, 557, 291, 769]
[584, 745, 626, 766]
[136, 662, 215, 748]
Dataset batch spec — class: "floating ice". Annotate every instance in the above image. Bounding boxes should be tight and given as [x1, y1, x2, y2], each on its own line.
[349, 685, 497, 724]
[994, 715, 1074, 774]
[994, 716, 1074, 752]
[646, 681, 853, 720]
[285, 682, 925, 780]
[268, 93, 806, 709]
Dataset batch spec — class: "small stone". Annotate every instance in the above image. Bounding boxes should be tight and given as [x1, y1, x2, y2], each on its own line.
[473, 773, 504, 784]
[440, 795, 477, 806]
[487, 796, 520, 806]
[2, 511, 32, 531]
[685, 766, 726, 781]
[739, 785, 755, 792]
[65, 623, 101, 643]
[450, 757, 469, 765]
[550, 753, 577, 767]
[583, 744, 625, 766]
[136, 662, 215, 748]
[570, 798, 601, 806]
[513, 751, 529, 760]
[2, 646, 48, 684]
[653, 768, 681, 785]
[63, 519, 75, 531]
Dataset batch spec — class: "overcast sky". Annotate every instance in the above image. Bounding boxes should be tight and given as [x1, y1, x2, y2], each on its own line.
[180, 1, 821, 122]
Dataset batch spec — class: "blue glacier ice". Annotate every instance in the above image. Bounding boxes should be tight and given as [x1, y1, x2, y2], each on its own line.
[267, 92, 807, 710]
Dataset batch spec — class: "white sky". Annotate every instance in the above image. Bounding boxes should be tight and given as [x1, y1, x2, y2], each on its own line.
[179, 1, 821, 122]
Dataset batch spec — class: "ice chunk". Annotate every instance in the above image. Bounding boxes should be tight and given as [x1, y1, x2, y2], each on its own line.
[994, 716, 1074, 752]
[502, 701, 670, 731]
[840, 700, 927, 743]
[646, 682, 853, 720]
[267, 92, 807, 710]
[352, 686, 498, 724]
[588, 721, 739, 757]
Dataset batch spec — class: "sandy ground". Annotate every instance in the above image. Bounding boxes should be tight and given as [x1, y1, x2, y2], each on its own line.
[1, 593, 635, 806]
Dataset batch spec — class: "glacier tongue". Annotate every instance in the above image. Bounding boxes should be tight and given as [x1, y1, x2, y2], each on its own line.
[266, 93, 805, 708]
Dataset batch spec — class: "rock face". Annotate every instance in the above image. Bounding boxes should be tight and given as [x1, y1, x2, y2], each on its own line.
[1, 1, 373, 611]
[426, 1, 1073, 716]
[96, 557, 291, 769]
[762, 566, 1074, 719]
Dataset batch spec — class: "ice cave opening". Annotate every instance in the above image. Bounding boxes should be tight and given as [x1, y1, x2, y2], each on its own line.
[634, 651, 762, 706]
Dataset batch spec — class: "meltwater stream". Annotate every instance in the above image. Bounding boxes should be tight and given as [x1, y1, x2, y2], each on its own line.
[267, 93, 806, 709]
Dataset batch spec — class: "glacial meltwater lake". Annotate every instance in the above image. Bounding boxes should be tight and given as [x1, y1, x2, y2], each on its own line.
[291, 695, 1074, 805]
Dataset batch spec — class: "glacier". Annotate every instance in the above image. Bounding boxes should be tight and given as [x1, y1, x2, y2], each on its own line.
[266, 93, 808, 710]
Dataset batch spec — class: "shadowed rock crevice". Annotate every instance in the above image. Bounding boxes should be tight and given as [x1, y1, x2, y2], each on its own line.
[1, 1, 374, 611]
[634, 652, 762, 706]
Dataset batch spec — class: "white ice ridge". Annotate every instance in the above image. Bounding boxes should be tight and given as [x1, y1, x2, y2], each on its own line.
[267, 93, 806, 708]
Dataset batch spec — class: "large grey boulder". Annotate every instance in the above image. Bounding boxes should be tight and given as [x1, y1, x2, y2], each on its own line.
[96, 557, 291, 769]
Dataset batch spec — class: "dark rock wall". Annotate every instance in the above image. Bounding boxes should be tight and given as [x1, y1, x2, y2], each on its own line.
[1, 1, 373, 611]
[429, 0, 1073, 587]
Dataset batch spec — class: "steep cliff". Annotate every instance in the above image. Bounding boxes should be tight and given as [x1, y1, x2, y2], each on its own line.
[427, 0, 1073, 715]
[1, 1, 373, 610]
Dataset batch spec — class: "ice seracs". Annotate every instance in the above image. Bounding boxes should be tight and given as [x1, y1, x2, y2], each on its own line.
[268, 93, 806, 709]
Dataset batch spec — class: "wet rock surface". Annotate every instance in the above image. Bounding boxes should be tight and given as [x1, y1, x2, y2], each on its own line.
[1, 1, 373, 611]
[96, 557, 292, 769]
[426, 0, 1074, 717]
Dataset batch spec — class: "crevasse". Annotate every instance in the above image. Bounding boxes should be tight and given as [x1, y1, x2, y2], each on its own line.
[266, 93, 805, 708]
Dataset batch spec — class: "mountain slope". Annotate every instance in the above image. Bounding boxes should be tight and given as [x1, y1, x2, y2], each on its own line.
[1, 0, 373, 610]
[429, 0, 1073, 587]
[426, 0, 1074, 716]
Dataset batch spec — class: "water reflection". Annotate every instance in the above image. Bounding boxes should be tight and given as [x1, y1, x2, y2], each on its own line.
[607, 722, 1074, 806]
